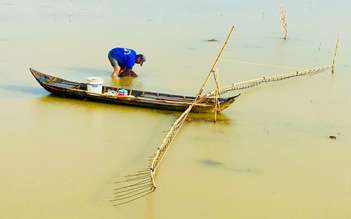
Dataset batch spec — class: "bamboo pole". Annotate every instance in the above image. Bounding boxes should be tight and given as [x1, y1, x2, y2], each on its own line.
[279, 5, 287, 39]
[205, 64, 333, 97]
[332, 33, 341, 74]
[196, 26, 235, 98]
[150, 26, 236, 185]
[213, 69, 220, 122]
[214, 89, 218, 122]
[150, 106, 192, 174]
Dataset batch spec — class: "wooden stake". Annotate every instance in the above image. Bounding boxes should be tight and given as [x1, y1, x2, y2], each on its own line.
[279, 5, 287, 39]
[332, 33, 341, 74]
[214, 89, 218, 122]
[213, 69, 220, 122]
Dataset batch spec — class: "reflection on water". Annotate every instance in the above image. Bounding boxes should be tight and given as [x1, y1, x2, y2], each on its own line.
[200, 159, 259, 174]
[0, 84, 44, 96]
[111, 77, 134, 87]
[201, 159, 222, 166]
[186, 112, 231, 124]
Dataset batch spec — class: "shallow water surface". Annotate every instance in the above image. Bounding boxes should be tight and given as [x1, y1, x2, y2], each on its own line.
[1, 1, 351, 218]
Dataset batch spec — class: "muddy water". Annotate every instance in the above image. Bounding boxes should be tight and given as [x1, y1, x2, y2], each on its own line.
[1, 1, 351, 218]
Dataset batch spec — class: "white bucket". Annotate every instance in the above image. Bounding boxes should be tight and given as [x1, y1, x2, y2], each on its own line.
[86, 77, 103, 93]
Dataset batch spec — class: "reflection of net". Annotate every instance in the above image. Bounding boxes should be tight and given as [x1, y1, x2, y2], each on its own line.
[205, 65, 333, 97]
[110, 106, 192, 206]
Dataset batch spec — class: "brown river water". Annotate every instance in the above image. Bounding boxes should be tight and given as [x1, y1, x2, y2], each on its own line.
[1, 1, 351, 218]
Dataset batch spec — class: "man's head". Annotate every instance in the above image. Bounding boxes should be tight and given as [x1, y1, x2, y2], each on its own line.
[136, 54, 146, 66]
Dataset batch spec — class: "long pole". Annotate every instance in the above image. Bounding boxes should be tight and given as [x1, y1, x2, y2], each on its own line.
[151, 26, 235, 181]
[213, 69, 220, 122]
[196, 26, 235, 99]
[332, 33, 340, 74]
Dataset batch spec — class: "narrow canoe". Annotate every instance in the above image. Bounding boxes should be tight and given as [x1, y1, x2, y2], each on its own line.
[30, 68, 240, 113]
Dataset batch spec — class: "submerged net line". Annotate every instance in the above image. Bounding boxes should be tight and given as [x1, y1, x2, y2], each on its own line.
[205, 64, 333, 97]
[220, 59, 304, 70]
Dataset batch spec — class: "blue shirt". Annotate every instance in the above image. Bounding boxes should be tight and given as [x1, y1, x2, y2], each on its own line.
[109, 48, 137, 70]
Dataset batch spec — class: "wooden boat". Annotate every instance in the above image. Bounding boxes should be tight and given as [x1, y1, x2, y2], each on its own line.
[30, 68, 240, 113]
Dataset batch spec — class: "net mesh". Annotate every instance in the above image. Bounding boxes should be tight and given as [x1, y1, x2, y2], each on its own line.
[109, 29, 339, 207]
[204, 64, 333, 97]
[110, 26, 236, 206]
[110, 64, 333, 206]
[110, 106, 192, 206]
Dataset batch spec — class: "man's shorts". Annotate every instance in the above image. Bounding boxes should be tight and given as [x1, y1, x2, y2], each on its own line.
[108, 53, 118, 67]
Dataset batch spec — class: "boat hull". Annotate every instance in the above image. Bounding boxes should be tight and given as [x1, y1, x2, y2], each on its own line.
[30, 68, 240, 113]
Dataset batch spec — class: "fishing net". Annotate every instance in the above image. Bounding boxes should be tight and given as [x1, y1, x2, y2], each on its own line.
[204, 64, 333, 97]
[119, 69, 138, 77]
[109, 28, 339, 206]
[110, 26, 236, 206]
[150, 106, 192, 172]
[110, 105, 192, 206]
[110, 62, 334, 206]
[110, 167, 155, 206]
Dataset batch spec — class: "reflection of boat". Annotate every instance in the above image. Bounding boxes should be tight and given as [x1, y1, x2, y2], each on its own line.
[30, 68, 240, 113]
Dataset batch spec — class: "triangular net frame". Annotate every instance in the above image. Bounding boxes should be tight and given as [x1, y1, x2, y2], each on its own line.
[110, 29, 340, 206]
[110, 26, 235, 206]
[204, 64, 333, 98]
